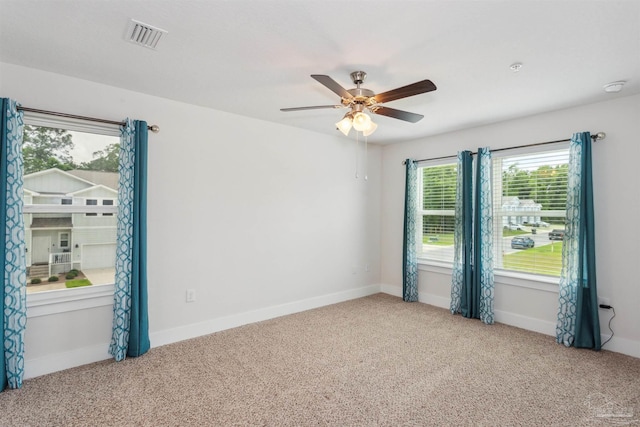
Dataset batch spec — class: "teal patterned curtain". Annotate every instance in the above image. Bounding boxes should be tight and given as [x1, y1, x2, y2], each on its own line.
[450, 151, 472, 315]
[402, 159, 418, 302]
[109, 119, 150, 361]
[556, 132, 600, 349]
[474, 148, 494, 324]
[0, 98, 27, 390]
[451, 149, 494, 324]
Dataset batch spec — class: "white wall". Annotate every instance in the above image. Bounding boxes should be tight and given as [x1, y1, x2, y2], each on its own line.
[380, 94, 640, 358]
[1, 62, 382, 377]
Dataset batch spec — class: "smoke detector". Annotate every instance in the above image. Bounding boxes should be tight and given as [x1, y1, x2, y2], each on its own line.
[603, 81, 625, 93]
[126, 19, 167, 50]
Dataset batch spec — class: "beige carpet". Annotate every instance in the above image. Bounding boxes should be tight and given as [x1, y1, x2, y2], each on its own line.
[1, 293, 638, 426]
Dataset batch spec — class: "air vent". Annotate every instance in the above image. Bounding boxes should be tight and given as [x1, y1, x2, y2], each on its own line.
[126, 19, 167, 50]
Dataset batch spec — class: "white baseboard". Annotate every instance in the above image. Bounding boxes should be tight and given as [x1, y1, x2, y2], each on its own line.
[24, 343, 111, 380]
[380, 283, 449, 309]
[151, 284, 381, 348]
[23, 283, 638, 379]
[24, 284, 382, 379]
[379, 283, 640, 359]
[493, 309, 556, 336]
[601, 335, 640, 358]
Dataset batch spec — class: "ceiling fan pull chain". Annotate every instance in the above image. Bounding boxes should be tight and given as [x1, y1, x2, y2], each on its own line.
[364, 135, 368, 181]
[355, 131, 360, 179]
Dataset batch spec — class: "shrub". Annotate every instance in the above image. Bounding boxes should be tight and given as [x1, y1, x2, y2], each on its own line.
[30, 278, 42, 284]
[69, 269, 79, 275]
[48, 276, 59, 282]
[65, 273, 76, 279]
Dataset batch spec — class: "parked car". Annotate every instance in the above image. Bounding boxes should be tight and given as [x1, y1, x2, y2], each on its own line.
[524, 221, 550, 228]
[505, 222, 523, 231]
[548, 229, 565, 240]
[511, 236, 535, 249]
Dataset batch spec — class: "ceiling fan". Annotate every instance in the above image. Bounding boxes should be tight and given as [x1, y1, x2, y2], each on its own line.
[281, 71, 437, 136]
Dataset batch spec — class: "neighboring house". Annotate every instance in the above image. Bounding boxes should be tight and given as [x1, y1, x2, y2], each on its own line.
[501, 196, 542, 227]
[23, 168, 118, 277]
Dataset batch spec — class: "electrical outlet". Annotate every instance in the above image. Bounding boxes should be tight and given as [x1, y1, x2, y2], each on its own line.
[598, 296, 610, 307]
[186, 289, 196, 303]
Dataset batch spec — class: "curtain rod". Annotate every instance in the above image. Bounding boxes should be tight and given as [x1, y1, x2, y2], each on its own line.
[404, 132, 606, 165]
[16, 106, 160, 133]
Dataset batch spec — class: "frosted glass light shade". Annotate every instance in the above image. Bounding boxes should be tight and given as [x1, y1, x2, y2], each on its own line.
[352, 112, 371, 131]
[336, 117, 352, 136]
[363, 121, 377, 136]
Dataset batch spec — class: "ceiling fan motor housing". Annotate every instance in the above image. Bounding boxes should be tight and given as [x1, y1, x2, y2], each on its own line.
[350, 71, 367, 85]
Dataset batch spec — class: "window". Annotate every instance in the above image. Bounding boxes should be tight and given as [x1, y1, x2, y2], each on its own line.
[417, 145, 570, 279]
[417, 162, 457, 263]
[85, 199, 98, 216]
[22, 116, 120, 294]
[59, 232, 70, 249]
[492, 147, 569, 277]
[102, 199, 114, 216]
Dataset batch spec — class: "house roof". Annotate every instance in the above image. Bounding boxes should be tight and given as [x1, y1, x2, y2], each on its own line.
[69, 184, 118, 197]
[1, 1, 638, 144]
[23, 168, 118, 195]
[31, 217, 73, 229]
[67, 170, 118, 191]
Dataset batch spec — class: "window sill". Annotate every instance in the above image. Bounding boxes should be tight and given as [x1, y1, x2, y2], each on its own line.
[27, 283, 115, 318]
[417, 260, 559, 294]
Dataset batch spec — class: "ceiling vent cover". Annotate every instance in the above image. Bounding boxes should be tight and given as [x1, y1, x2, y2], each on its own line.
[127, 19, 167, 50]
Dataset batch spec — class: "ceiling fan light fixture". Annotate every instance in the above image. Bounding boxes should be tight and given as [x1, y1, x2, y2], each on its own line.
[352, 112, 372, 132]
[336, 116, 353, 136]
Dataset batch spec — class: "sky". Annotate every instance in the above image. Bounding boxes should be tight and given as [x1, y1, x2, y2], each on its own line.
[68, 130, 118, 164]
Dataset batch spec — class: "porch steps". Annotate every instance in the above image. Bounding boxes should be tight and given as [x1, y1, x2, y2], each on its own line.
[29, 264, 50, 279]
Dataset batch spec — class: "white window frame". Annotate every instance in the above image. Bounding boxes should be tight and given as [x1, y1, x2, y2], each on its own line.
[23, 112, 120, 317]
[416, 158, 458, 266]
[416, 142, 570, 287]
[490, 143, 569, 282]
[58, 231, 70, 249]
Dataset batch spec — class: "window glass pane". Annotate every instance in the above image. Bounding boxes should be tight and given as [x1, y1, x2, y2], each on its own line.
[102, 199, 114, 216]
[493, 148, 569, 277]
[415, 147, 569, 279]
[418, 163, 457, 263]
[23, 123, 120, 293]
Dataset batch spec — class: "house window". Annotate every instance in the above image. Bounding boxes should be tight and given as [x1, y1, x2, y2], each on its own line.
[416, 145, 570, 279]
[22, 116, 120, 295]
[85, 199, 98, 216]
[102, 199, 114, 216]
[59, 232, 70, 249]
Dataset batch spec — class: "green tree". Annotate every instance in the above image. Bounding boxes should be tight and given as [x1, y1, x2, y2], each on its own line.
[502, 163, 568, 212]
[23, 125, 76, 174]
[422, 164, 457, 234]
[79, 143, 120, 172]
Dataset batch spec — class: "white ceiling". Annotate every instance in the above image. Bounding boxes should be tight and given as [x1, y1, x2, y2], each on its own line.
[1, 0, 638, 144]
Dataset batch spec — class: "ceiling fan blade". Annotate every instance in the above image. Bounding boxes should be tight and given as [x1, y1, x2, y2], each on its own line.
[280, 105, 343, 112]
[374, 79, 437, 104]
[371, 106, 424, 123]
[311, 75, 354, 99]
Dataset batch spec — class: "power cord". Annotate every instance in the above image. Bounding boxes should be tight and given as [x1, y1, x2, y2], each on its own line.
[599, 304, 615, 347]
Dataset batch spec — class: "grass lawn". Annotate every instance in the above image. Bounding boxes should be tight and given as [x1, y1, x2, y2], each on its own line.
[423, 233, 454, 246]
[502, 229, 529, 237]
[65, 278, 92, 288]
[503, 241, 563, 276]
